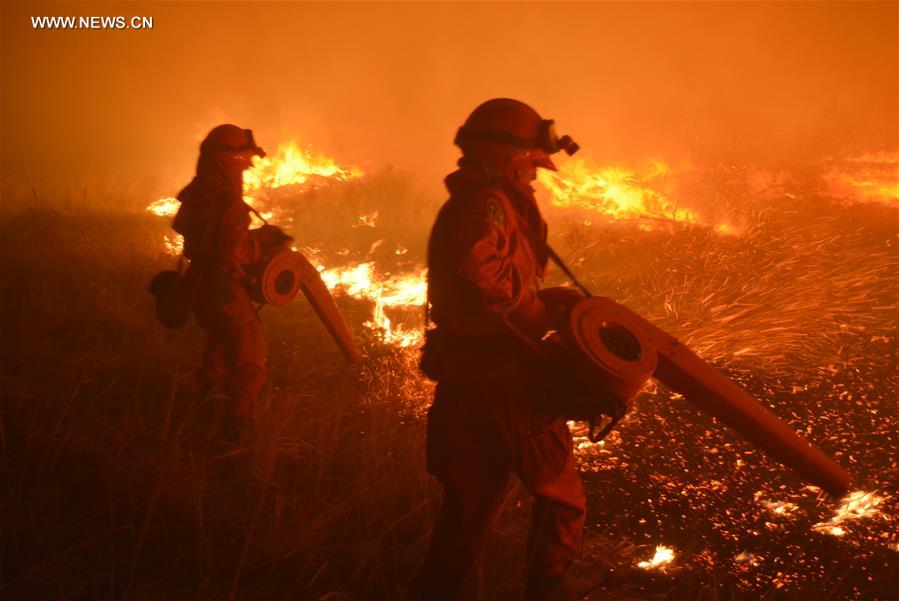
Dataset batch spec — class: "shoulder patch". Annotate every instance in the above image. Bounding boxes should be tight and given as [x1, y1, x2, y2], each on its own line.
[486, 197, 505, 229]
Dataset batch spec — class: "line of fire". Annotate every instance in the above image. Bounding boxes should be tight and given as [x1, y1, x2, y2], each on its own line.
[1, 2, 896, 600]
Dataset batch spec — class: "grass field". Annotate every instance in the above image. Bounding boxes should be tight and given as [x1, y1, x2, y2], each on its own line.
[1, 167, 896, 600]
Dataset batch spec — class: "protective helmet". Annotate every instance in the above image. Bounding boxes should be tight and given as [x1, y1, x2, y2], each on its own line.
[454, 98, 579, 171]
[200, 124, 266, 157]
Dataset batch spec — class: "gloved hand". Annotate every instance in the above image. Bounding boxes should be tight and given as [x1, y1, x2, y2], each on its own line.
[531, 336, 631, 426]
[250, 224, 293, 251]
[508, 297, 550, 341]
[538, 286, 586, 330]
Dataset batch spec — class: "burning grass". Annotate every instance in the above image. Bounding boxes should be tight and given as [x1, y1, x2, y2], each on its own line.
[2, 156, 898, 599]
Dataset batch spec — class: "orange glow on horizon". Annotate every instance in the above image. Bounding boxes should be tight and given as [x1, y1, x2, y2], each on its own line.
[823, 151, 899, 206]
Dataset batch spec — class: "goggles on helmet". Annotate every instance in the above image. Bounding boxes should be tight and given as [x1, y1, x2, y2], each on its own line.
[200, 129, 267, 158]
[454, 119, 579, 157]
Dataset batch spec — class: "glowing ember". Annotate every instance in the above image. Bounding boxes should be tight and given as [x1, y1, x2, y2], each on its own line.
[815, 525, 846, 537]
[763, 500, 799, 517]
[538, 158, 700, 225]
[812, 490, 885, 537]
[163, 234, 183, 256]
[357, 211, 378, 228]
[714, 222, 740, 236]
[755, 492, 799, 517]
[638, 545, 675, 570]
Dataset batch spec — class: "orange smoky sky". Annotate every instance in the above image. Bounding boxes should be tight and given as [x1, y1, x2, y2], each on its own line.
[1, 1, 896, 199]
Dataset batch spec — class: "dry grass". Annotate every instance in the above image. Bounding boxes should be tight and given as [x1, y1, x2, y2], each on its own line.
[1, 169, 896, 600]
[0, 205, 434, 600]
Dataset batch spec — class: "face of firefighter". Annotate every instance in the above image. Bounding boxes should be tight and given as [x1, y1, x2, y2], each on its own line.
[505, 154, 539, 188]
[216, 149, 256, 173]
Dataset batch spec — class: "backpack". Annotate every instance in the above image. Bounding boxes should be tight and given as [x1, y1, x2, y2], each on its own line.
[148, 261, 198, 330]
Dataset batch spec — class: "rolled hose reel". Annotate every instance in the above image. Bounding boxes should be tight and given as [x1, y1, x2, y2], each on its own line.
[250, 248, 317, 307]
[249, 249, 363, 363]
[550, 297, 851, 497]
[557, 298, 659, 400]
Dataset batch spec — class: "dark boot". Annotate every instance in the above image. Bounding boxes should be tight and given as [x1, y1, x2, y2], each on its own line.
[523, 572, 576, 601]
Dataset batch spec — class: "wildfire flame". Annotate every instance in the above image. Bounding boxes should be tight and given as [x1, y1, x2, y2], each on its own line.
[315, 261, 427, 347]
[145, 140, 433, 348]
[538, 158, 701, 225]
[823, 150, 899, 206]
[243, 141, 362, 192]
[147, 144, 896, 355]
[138, 139, 898, 588]
[147, 196, 180, 217]
[147, 141, 363, 220]
[148, 140, 361, 254]
[638, 545, 675, 570]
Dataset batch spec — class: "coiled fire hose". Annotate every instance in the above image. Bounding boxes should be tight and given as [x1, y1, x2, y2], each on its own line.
[533, 244, 851, 496]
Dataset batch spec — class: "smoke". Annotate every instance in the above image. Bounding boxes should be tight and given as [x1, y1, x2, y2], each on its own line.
[2, 1, 896, 201]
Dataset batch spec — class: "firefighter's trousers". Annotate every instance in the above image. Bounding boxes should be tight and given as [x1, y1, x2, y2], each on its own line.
[193, 277, 265, 418]
[420, 378, 586, 599]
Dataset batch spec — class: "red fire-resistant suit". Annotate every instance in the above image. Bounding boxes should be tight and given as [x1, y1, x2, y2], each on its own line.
[419, 164, 586, 599]
[173, 153, 265, 418]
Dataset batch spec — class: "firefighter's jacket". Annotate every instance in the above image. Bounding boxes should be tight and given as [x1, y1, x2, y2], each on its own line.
[423, 165, 549, 381]
[173, 175, 262, 280]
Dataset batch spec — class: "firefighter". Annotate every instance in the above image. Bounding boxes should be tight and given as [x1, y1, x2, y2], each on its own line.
[172, 124, 284, 444]
[418, 99, 585, 600]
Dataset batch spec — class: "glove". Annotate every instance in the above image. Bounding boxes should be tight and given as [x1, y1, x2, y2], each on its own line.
[508, 297, 550, 341]
[250, 225, 293, 251]
[538, 286, 586, 330]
